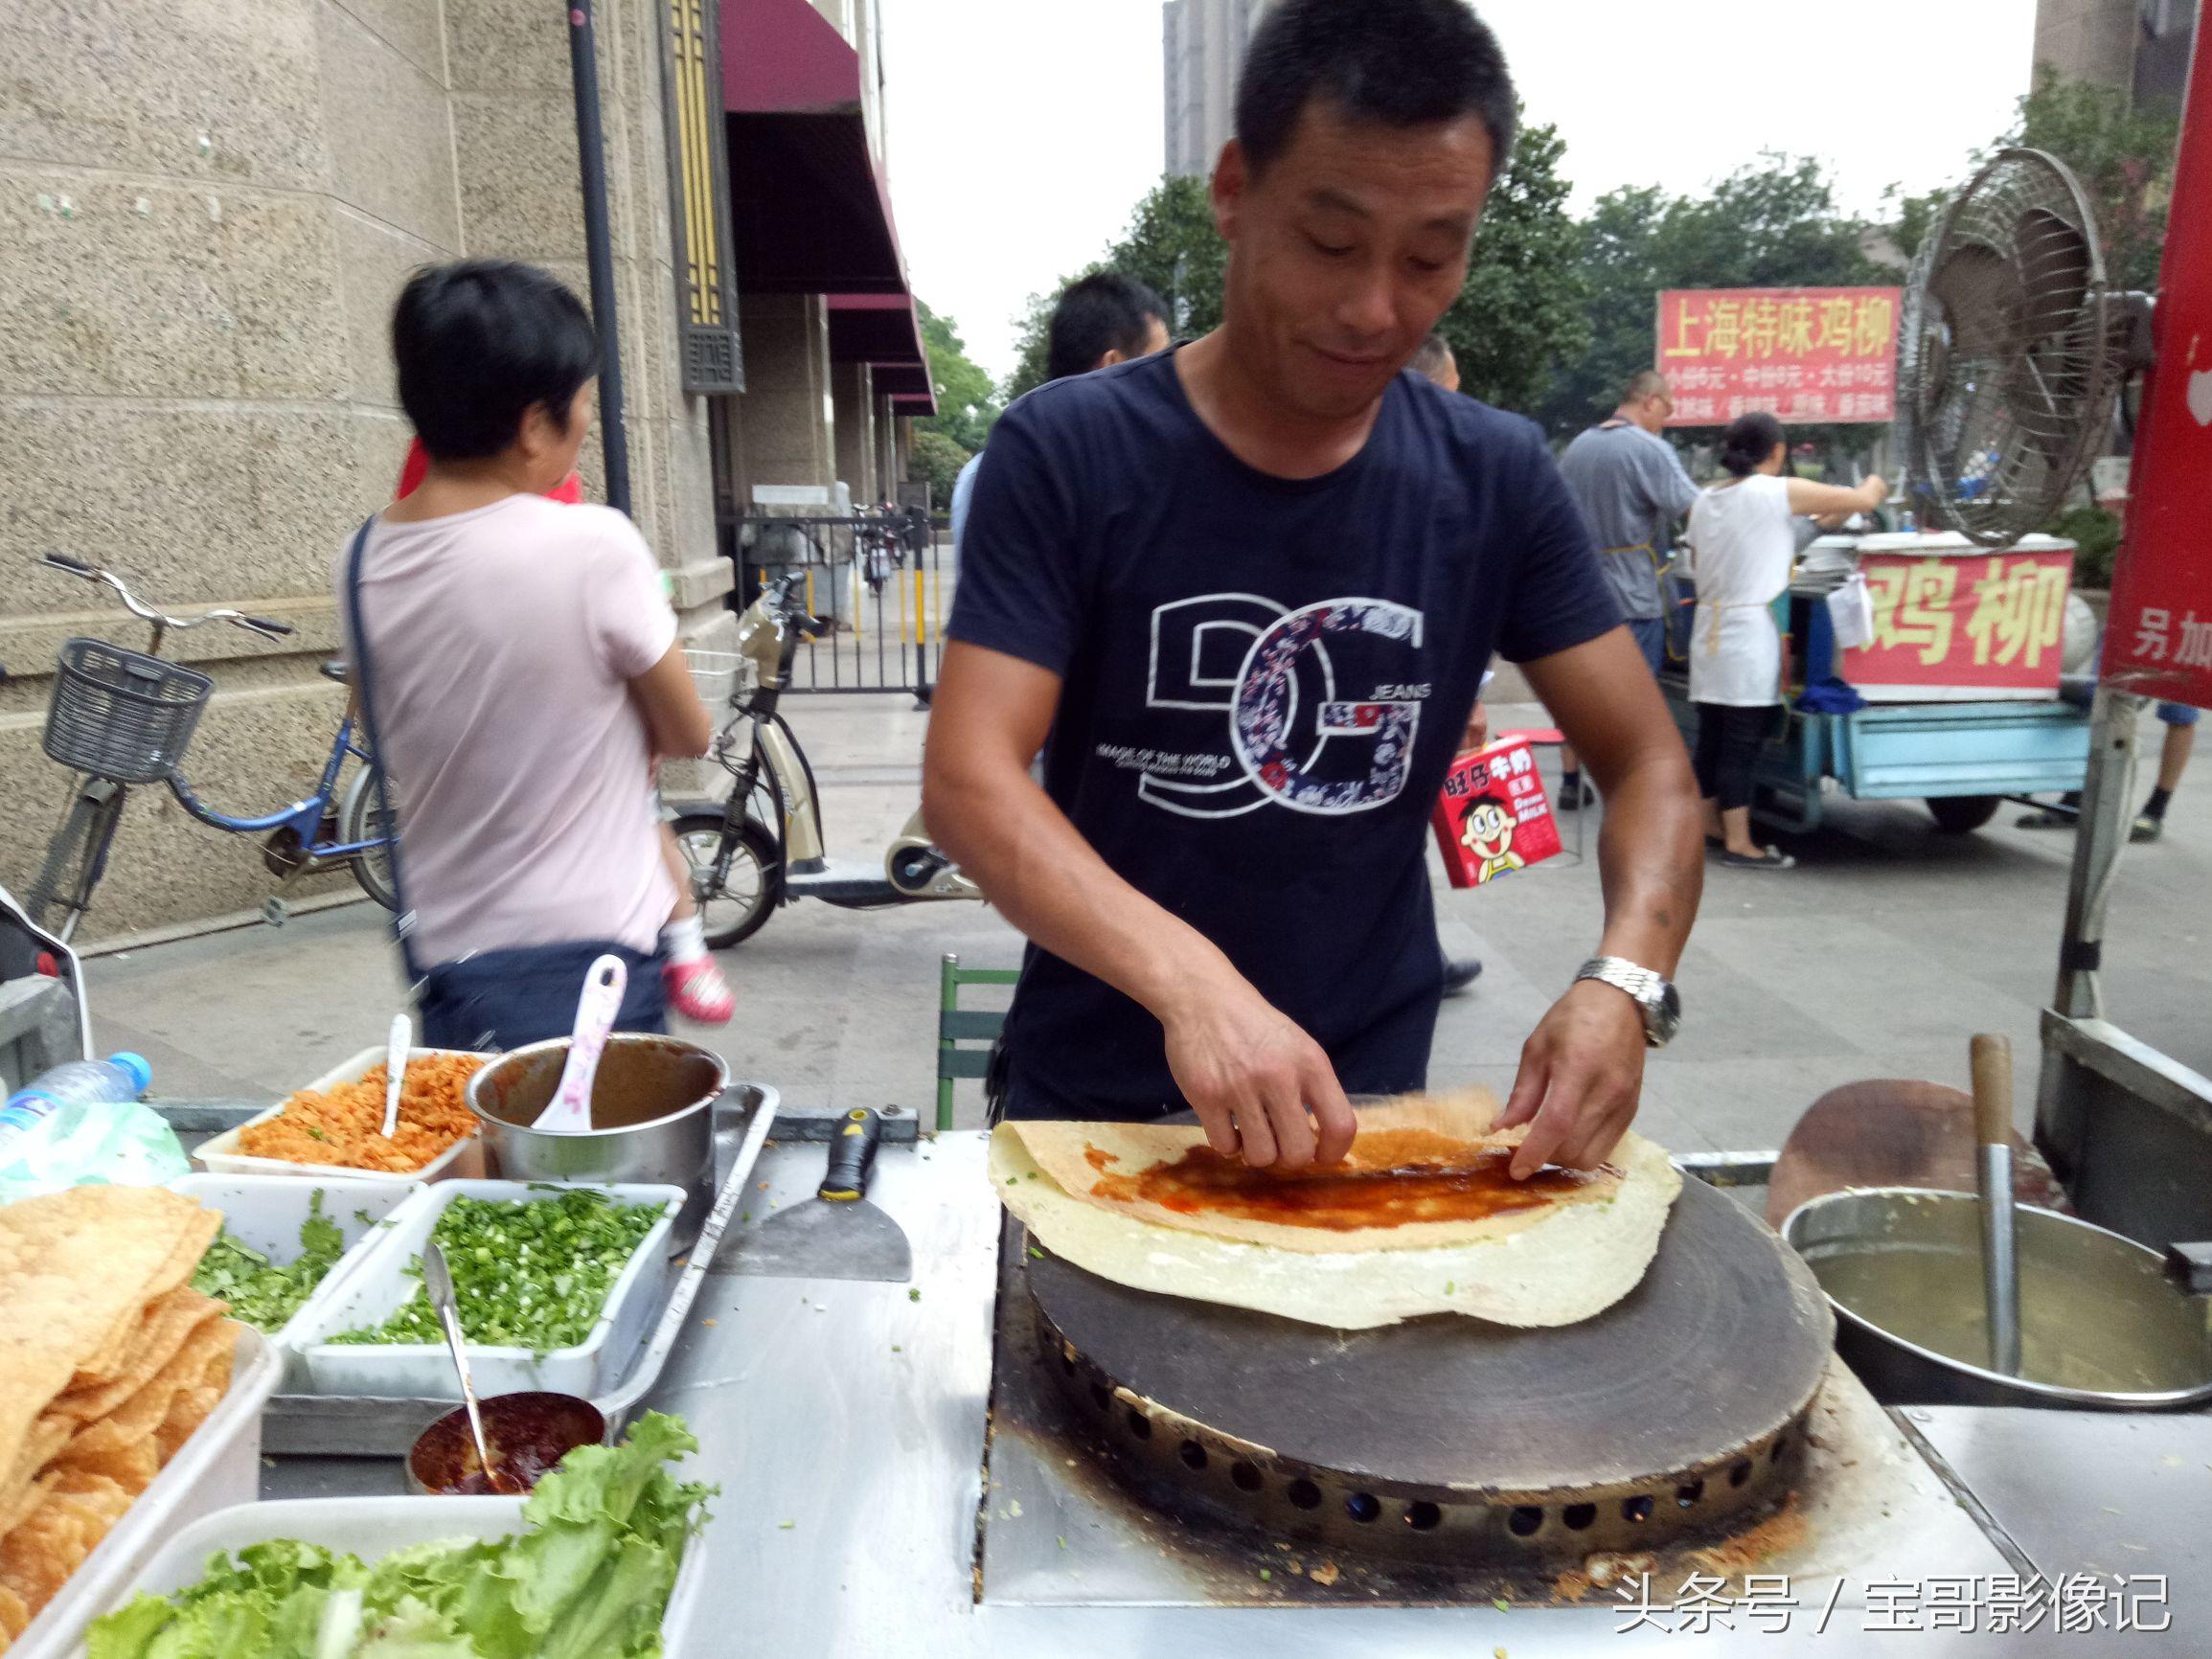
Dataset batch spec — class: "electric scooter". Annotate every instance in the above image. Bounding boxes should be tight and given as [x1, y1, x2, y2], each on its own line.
[668, 570, 978, 948]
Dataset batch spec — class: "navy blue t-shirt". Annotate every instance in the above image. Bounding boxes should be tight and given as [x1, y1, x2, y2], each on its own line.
[948, 350, 1619, 1117]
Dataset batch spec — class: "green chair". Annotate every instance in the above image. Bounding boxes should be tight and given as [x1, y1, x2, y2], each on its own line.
[938, 952, 1018, 1131]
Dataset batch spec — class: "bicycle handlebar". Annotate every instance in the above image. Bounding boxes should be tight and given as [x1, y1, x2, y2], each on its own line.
[37, 555, 293, 641]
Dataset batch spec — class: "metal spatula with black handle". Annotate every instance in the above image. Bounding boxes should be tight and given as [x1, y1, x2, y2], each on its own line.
[733, 1106, 912, 1283]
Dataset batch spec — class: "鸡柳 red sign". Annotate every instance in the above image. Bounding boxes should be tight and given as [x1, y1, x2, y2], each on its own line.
[1655, 287, 1901, 426]
[1842, 547, 2077, 701]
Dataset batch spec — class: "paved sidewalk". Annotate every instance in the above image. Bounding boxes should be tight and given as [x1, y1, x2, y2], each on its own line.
[86, 696, 2212, 1160]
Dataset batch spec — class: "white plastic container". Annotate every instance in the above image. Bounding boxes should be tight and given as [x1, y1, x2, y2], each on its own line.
[57, 1494, 703, 1659]
[169, 1173, 421, 1386]
[14, 1326, 281, 1659]
[192, 1046, 487, 1184]
[293, 1179, 685, 1399]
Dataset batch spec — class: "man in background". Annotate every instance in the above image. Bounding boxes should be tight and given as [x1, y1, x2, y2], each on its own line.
[950, 273, 1172, 547]
[1554, 370, 1700, 807]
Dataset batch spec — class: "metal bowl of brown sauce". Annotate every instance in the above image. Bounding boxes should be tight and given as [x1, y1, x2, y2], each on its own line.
[406, 1392, 607, 1495]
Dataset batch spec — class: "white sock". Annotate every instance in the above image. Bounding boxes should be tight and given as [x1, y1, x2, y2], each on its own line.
[662, 913, 709, 966]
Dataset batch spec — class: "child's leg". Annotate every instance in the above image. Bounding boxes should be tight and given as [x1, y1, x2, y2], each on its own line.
[657, 820, 735, 1024]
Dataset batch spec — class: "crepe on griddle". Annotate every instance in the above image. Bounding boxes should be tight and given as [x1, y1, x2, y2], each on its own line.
[992, 1089, 1681, 1329]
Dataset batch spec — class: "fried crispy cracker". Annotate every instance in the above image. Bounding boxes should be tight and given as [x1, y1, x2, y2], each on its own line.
[51, 1289, 226, 1424]
[0, 1472, 127, 1614]
[0, 1581, 29, 1644]
[0, 1189, 217, 1462]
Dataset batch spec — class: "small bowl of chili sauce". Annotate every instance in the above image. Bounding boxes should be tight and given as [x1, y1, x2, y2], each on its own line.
[407, 1392, 607, 1495]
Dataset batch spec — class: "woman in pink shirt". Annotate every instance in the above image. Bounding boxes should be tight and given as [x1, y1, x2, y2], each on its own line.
[342, 262, 718, 1047]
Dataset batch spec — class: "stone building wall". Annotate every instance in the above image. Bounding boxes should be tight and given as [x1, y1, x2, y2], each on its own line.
[0, 0, 731, 944]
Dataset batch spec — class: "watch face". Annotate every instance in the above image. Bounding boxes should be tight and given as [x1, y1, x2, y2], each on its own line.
[1648, 981, 1682, 1046]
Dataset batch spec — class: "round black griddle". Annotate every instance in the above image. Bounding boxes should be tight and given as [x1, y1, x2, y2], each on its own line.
[1021, 1174, 1836, 1560]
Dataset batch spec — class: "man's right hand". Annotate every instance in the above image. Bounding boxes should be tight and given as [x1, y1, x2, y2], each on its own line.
[1159, 976, 1356, 1170]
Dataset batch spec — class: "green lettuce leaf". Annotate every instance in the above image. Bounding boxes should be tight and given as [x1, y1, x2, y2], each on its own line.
[86, 1416, 709, 1659]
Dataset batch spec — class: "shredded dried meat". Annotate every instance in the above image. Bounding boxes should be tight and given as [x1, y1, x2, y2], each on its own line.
[238, 1054, 485, 1172]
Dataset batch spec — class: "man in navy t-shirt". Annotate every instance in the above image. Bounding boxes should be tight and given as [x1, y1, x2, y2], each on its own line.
[924, 0, 1703, 1176]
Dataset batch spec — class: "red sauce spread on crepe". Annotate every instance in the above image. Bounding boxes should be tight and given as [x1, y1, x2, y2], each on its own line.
[1085, 1127, 1609, 1232]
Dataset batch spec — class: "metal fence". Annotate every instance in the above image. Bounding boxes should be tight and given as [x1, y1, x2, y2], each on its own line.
[733, 511, 950, 700]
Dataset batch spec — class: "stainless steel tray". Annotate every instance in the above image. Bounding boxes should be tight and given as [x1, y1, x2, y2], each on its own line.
[159, 1083, 778, 1459]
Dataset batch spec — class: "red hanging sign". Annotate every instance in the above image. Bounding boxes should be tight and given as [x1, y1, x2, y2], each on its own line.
[2101, 25, 2212, 711]
[1655, 287, 1901, 426]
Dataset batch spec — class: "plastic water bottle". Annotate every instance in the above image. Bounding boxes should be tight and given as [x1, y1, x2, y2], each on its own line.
[1, 1053, 154, 1149]
[0, 1052, 189, 1201]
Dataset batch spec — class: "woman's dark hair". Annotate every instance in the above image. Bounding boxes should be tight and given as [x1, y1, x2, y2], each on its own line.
[1719, 411, 1787, 478]
[393, 261, 599, 461]
[1236, 0, 1517, 179]
[1046, 272, 1170, 383]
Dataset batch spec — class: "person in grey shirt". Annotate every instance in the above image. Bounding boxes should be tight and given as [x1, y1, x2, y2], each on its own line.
[1553, 370, 1700, 804]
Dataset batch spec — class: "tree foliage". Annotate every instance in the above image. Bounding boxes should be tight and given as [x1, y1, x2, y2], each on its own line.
[1539, 154, 1884, 439]
[2005, 64, 2177, 292]
[1435, 121, 1588, 415]
[908, 428, 971, 515]
[1893, 66, 2178, 289]
[1004, 174, 1226, 402]
[912, 301, 1000, 455]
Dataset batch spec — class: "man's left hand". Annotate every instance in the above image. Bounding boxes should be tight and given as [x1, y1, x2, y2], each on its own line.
[1494, 979, 1647, 1178]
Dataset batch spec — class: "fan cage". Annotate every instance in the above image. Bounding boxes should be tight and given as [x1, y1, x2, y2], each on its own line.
[1901, 148, 2118, 547]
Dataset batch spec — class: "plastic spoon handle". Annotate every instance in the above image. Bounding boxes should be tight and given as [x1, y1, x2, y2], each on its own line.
[422, 1241, 502, 1490]
[380, 1012, 411, 1140]
[536, 954, 627, 1132]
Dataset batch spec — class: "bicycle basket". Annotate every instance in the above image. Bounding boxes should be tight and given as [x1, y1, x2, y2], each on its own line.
[685, 648, 746, 710]
[42, 638, 214, 784]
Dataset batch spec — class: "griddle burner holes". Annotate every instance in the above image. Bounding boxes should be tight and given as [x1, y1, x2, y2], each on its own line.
[1230, 1461, 1263, 1492]
[1403, 1501, 1442, 1532]
[1179, 1440, 1207, 1470]
[1287, 1479, 1323, 1511]
[1622, 1495, 1653, 1524]
[1727, 1460, 1752, 1488]
[1562, 1504, 1597, 1532]
[1344, 1493, 1381, 1524]
[1676, 1478, 1704, 1509]
[1507, 1506, 1543, 1536]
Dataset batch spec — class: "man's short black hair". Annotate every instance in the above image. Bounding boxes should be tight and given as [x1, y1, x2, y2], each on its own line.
[1235, 0, 1517, 180]
[393, 261, 600, 461]
[1046, 271, 1170, 383]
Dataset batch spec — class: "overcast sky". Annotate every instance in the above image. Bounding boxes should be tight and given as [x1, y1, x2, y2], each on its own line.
[879, 1, 2038, 385]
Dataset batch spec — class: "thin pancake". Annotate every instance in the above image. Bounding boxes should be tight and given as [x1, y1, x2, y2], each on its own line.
[994, 1089, 1682, 1329]
[1004, 1092, 1620, 1254]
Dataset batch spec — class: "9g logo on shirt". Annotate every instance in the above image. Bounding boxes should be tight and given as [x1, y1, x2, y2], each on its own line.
[1136, 594, 1427, 819]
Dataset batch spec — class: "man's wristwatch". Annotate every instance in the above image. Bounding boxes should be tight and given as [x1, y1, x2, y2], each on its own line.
[1574, 957, 1681, 1048]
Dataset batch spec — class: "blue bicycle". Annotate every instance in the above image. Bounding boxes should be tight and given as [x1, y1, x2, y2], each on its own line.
[23, 554, 396, 941]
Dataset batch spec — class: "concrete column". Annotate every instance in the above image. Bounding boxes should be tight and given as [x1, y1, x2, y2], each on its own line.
[733, 293, 835, 490]
[874, 396, 901, 501]
[832, 361, 877, 504]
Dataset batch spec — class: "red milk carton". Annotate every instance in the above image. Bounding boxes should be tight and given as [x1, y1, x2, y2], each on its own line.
[1431, 736, 1562, 888]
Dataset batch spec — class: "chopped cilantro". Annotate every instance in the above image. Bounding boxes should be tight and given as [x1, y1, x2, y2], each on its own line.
[192, 1190, 349, 1333]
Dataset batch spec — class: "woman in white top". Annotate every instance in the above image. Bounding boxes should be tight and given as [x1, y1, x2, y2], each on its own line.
[1684, 413, 1886, 870]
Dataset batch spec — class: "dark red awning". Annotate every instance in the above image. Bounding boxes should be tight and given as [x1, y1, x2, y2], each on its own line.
[828, 294, 935, 417]
[722, 0, 910, 295]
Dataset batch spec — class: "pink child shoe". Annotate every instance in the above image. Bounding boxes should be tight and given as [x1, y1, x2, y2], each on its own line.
[663, 957, 735, 1025]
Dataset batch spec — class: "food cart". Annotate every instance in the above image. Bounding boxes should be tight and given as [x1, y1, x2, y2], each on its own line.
[1659, 531, 2093, 836]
